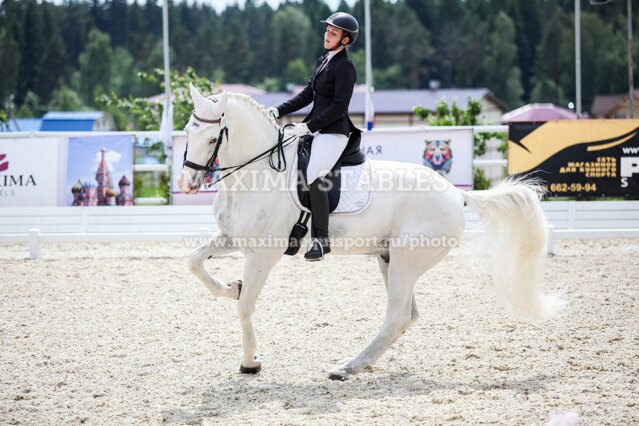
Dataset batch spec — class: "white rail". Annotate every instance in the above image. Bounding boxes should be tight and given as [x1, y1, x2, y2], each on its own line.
[1, 201, 638, 259]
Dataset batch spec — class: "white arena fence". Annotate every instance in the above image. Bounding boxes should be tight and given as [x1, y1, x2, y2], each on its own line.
[1, 127, 638, 258]
[1, 201, 638, 259]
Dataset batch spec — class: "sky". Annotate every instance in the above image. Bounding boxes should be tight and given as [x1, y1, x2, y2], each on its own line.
[49, 0, 356, 14]
[203, 0, 351, 14]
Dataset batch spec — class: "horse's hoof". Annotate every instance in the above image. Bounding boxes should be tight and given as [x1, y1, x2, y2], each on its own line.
[329, 373, 348, 381]
[239, 364, 261, 374]
[328, 364, 351, 381]
[228, 280, 242, 299]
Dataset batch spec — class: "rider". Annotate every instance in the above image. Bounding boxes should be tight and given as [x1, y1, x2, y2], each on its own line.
[268, 12, 359, 261]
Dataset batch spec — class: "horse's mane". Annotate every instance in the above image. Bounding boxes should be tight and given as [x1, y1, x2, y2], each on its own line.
[220, 92, 280, 129]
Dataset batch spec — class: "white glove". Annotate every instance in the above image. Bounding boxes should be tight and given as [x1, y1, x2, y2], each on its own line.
[291, 123, 310, 138]
[267, 106, 279, 119]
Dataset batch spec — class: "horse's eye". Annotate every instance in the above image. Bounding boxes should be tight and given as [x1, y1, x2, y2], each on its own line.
[210, 138, 218, 145]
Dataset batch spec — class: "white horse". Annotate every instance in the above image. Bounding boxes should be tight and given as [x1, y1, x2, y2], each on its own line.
[178, 84, 564, 381]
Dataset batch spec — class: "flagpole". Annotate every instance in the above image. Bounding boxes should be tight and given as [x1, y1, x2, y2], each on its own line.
[575, 0, 582, 117]
[162, 0, 171, 112]
[364, 0, 374, 130]
[161, 0, 173, 205]
[161, 0, 172, 130]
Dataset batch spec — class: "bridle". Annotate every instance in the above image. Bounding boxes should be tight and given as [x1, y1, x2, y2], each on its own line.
[182, 112, 228, 173]
[182, 111, 297, 186]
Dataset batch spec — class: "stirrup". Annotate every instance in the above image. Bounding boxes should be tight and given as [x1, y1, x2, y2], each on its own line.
[304, 238, 330, 261]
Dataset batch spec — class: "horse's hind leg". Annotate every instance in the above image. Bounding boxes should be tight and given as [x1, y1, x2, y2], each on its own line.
[186, 234, 242, 300]
[330, 248, 447, 381]
[377, 254, 419, 325]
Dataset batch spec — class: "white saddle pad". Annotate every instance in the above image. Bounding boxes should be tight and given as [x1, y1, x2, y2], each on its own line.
[287, 151, 372, 215]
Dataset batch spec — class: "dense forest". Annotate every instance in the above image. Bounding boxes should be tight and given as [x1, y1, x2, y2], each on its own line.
[0, 0, 637, 118]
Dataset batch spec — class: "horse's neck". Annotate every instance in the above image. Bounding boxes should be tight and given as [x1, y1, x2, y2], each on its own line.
[218, 98, 298, 192]
[223, 99, 279, 165]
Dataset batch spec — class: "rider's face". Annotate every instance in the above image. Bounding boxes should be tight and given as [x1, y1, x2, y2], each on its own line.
[324, 25, 348, 50]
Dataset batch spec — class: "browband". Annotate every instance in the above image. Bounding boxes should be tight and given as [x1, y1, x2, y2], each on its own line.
[192, 111, 222, 124]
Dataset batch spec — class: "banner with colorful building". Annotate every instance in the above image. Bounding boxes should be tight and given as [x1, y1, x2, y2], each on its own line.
[66, 135, 135, 206]
[508, 120, 639, 196]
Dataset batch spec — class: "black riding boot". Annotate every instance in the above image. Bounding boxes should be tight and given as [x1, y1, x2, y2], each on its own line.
[304, 178, 331, 261]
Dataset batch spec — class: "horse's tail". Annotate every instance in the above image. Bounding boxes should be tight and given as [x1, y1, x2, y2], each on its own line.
[462, 177, 566, 319]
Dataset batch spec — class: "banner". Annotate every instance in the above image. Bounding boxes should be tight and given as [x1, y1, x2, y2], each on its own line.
[509, 120, 639, 196]
[66, 135, 134, 206]
[170, 135, 219, 205]
[0, 137, 64, 206]
[361, 128, 474, 189]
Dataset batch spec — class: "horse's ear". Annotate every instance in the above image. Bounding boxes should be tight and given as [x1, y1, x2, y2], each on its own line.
[190, 82, 212, 117]
[216, 92, 228, 112]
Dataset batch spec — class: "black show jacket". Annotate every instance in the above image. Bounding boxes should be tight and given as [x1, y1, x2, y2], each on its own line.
[276, 49, 357, 136]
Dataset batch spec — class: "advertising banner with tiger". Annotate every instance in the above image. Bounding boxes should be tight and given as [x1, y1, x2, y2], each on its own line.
[361, 128, 474, 190]
[508, 120, 639, 196]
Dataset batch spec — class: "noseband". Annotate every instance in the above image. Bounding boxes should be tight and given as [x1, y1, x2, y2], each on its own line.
[182, 112, 228, 172]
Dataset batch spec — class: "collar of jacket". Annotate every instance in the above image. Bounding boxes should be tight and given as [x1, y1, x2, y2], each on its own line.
[325, 47, 344, 62]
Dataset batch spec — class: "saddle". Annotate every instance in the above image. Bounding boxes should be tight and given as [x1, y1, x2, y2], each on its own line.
[295, 132, 366, 212]
[285, 127, 369, 256]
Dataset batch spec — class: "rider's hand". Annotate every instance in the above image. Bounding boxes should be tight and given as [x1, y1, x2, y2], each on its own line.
[267, 107, 279, 119]
[291, 123, 310, 138]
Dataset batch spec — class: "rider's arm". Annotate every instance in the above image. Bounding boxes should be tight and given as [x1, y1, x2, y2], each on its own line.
[276, 84, 313, 118]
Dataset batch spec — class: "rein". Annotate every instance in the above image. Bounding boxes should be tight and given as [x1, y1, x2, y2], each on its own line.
[183, 112, 296, 185]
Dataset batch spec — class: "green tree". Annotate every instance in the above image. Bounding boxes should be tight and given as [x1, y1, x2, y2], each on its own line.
[38, 3, 69, 105]
[285, 59, 310, 86]
[271, 6, 312, 78]
[512, 0, 543, 101]
[451, 13, 489, 87]
[388, 4, 433, 88]
[16, 90, 41, 117]
[107, 0, 128, 47]
[110, 47, 141, 97]
[0, 25, 20, 107]
[79, 29, 113, 105]
[483, 12, 523, 107]
[58, 0, 90, 69]
[0, 109, 8, 131]
[245, 0, 277, 79]
[4, 0, 639, 111]
[578, 12, 626, 111]
[432, 2, 466, 87]
[17, 0, 44, 106]
[48, 86, 87, 111]
[531, 7, 568, 104]
[97, 67, 218, 131]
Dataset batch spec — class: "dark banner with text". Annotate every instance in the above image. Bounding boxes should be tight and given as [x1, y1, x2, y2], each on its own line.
[508, 120, 639, 196]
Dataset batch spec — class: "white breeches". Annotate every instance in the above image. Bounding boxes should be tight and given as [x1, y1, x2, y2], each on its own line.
[306, 132, 348, 184]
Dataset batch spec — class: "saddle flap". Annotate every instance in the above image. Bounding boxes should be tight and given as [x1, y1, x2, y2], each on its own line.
[288, 138, 372, 216]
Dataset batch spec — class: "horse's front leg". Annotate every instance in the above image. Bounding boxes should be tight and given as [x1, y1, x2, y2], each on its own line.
[238, 250, 282, 374]
[186, 233, 242, 300]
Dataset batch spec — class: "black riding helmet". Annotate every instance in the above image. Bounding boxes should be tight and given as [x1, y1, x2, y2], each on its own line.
[321, 12, 359, 46]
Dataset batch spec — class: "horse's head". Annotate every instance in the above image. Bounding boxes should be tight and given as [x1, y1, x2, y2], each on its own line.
[178, 83, 228, 194]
